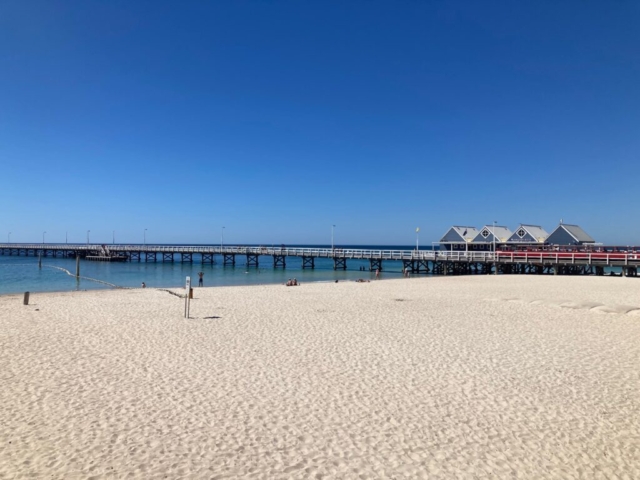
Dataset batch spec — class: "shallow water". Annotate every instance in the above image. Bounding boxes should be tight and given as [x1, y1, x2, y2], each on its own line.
[0, 246, 413, 294]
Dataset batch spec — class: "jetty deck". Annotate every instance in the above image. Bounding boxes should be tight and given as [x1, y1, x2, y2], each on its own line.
[1, 244, 639, 276]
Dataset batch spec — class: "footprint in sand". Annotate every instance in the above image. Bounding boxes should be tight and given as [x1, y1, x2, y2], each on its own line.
[592, 305, 640, 315]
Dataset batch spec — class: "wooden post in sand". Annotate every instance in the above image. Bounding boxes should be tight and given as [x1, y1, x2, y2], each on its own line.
[184, 276, 191, 318]
[23, 292, 30, 305]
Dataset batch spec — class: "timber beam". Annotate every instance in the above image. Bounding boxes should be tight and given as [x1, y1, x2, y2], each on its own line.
[201, 253, 214, 264]
[145, 252, 157, 262]
[162, 252, 174, 262]
[301, 256, 315, 269]
[369, 258, 382, 271]
[223, 254, 236, 266]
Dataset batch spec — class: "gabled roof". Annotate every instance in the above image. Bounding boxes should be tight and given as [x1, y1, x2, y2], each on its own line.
[508, 224, 549, 243]
[471, 225, 512, 243]
[439, 226, 479, 243]
[548, 224, 595, 243]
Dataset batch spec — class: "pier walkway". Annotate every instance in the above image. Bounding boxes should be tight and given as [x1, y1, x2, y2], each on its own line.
[1, 244, 639, 276]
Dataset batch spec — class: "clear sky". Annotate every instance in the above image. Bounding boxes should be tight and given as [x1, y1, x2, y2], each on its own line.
[1, 1, 638, 245]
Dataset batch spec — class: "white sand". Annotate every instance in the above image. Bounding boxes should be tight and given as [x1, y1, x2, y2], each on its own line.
[1, 276, 639, 479]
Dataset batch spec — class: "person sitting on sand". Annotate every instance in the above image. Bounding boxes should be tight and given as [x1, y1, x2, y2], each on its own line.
[141, 282, 146, 288]
[286, 279, 292, 286]
[355, 278, 370, 283]
[292, 278, 299, 286]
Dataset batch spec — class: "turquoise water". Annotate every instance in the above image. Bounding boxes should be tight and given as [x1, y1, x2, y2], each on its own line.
[0, 245, 418, 294]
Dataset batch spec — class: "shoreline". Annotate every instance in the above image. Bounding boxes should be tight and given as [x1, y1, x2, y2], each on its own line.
[0, 269, 636, 298]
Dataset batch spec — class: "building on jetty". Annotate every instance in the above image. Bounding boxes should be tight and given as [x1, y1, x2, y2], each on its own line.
[545, 223, 595, 246]
[468, 225, 513, 251]
[438, 222, 595, 251]
[506, 225, 549, 246]
[438, 226, 479, 251]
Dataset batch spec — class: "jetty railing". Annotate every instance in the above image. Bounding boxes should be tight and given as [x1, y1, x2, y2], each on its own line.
[1, 243, 639, 265]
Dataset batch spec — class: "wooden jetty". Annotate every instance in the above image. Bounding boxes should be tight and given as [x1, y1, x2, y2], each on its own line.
[1, 243, 639, 276]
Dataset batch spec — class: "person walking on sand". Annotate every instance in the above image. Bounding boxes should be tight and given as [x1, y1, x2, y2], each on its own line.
[198, 271, 204, 287]
[375, 268, 380, 280]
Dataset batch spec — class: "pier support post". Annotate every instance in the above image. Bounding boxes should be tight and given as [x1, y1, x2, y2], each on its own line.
[223, 253, 236, 267]
[415, 259, 430, 274]
[369, 259, 382, 272]
[301, 256, 315, 269]
[76, 256, 80, 277]
[273, 255, 285, 268]
[246, 254, 259, 268]
[334, 257, 347, 270]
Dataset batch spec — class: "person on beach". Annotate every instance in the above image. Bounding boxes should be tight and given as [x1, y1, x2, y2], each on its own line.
[293, 278, 299, 286]
[286, 279, 292, 286]
[141, 282, 146, 288]
[198, 271, 204, 287]
[375, 268, 380, 280]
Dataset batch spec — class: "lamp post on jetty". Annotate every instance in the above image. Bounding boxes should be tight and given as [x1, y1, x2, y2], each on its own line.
[331, 225, 335, 250]
[112, 230, 115, 244]
[416, 227, 420, 251]
[65, 231, 67, 244]
[8, 232, 10, 244]
[42, 231, 46, 244]
[493, 220, 497, 275]
[144, 229, 147, 246]
[221, 226, 225, 250]
[87, 230, 90, 245]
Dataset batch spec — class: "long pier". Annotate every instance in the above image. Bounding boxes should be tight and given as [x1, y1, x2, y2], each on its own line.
[1, 244, 639, 276]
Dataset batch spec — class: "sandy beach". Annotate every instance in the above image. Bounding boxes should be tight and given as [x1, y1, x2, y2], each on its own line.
[1, 276, 639, 479]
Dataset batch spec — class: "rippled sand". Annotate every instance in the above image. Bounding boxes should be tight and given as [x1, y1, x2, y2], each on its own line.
[1, 276, 639, 479]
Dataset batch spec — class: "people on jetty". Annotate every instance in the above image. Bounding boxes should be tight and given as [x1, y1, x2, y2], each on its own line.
[198, 271, 204, 286]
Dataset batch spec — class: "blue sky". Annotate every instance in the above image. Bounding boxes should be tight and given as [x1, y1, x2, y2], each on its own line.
[1, 1, 638, 245]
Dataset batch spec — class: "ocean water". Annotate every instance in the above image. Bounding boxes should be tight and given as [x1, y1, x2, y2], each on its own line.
[0, 245, 423, 295]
